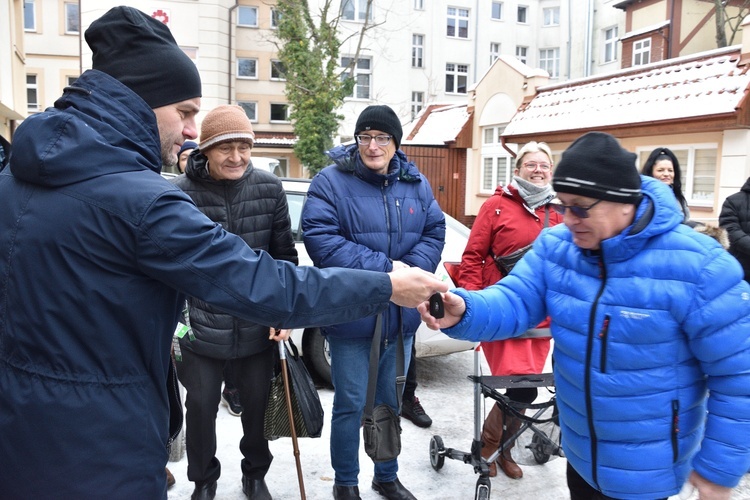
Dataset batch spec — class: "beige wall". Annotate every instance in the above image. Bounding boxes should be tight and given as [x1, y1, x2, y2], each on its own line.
[631, 1, 666, 31]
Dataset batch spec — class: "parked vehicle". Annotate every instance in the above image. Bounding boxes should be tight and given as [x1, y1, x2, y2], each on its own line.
[282, 178, 475, 384]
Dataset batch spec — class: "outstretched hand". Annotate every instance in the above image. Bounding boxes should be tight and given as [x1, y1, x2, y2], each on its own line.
[388, 267, 449, 308]
[417, 291, 466, 330]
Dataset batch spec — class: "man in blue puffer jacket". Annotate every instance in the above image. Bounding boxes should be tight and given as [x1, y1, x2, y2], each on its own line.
[302, 105, 446, 500]
[419, 132, 750, 500]
[0, 8, 447, 500]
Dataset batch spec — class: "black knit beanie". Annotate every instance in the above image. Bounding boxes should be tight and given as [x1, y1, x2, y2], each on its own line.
[553, 132, 642, 204]
[354, 105, 403, 148]
[85, 6, 202, 108]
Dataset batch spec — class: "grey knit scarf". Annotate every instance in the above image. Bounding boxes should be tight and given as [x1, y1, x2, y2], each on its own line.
[511, 176, 555, 210]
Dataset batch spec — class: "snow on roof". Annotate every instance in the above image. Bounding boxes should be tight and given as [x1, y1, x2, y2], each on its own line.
[503, 48, 750, 138]
[620, 20, 670, 41]
[402, 104, 470, 146]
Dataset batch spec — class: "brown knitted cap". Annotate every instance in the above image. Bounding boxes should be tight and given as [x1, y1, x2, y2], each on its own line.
[199, 105, 255, 151]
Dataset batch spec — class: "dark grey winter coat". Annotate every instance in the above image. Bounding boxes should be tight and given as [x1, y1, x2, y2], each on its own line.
[719, 176, 750, 282]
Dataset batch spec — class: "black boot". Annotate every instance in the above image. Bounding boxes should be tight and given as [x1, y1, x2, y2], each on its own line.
[371, 478, 417, 500]
[242, 476, 272, 500]
[191, 481, 217, 500]
[333, 484, 361, 500]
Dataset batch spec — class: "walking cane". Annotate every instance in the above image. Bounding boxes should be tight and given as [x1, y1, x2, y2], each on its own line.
[279, 340, 306, 499]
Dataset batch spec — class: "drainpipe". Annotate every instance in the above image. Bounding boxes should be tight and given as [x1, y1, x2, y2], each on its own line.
[473, 0, 479, 82]
[566, 0, 572, 79]
[583, 0, 593, 77]
[668, 0, 675, 58]
[228, 2, 240, 103]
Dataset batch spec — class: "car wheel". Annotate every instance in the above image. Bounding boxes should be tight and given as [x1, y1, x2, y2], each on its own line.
[303, 327, 331, 385]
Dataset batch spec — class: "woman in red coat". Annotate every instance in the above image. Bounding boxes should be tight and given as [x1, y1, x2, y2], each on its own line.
[458, 141, 563, 479]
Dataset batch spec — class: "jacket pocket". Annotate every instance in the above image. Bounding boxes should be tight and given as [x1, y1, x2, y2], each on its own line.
[671, 399, 679, 463]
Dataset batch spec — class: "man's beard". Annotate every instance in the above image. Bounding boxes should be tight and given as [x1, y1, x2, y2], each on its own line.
[160, 143, 177, 170]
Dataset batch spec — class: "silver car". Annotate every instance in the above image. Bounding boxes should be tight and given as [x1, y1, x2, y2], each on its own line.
[282, 178, 475, 384]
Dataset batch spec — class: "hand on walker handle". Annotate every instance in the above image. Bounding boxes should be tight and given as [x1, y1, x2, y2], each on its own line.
[269, 328, 291, 341]
[685, 471, 732, 500]
[417, 291, 465, 330]
[388, 267, 449, 308]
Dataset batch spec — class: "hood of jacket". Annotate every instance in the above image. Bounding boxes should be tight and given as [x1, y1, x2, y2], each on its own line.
[11, 70, 162, 187]
[326, 143, 422, 185]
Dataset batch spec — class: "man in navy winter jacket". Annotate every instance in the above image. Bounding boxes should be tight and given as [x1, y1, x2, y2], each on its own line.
[0, 8, 447, 499]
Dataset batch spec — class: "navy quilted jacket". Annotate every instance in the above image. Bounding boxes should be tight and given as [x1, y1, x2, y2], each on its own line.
[445, 176, 750, 499]
[301, 144, 445, 340]
[0, 70, 392, 499]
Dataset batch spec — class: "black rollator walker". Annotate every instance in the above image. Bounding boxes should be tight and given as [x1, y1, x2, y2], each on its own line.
[428, 263, 564, 500]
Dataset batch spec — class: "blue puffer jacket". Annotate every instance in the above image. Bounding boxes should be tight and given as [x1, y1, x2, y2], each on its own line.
[0, 70, 392, 499]
[445, 176, 750, 499]
[302, 144, 445, 340]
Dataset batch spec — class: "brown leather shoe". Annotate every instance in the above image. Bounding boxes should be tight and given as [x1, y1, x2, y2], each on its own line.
[166, 467, 176, 488]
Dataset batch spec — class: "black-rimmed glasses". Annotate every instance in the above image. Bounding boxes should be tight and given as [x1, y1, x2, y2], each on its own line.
[355, 134, 392, 146]
[551, 199, 604, 218]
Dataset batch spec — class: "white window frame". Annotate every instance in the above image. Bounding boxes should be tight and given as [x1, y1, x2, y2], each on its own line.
[23, 0, 35, 32]
[516, 46, 528, 64]
[543, 7, 559, 27]
[412, 34, 424, 68]
[480, 128, 512, 193]
[271, 9, 280, 29]
[64, 2, 79, 34]
[271, 60, 286, 81]
[539, 48, 560, 78]
[237, 58, 258, 79]
[65, 75, 78, 87]
[490, 43, 500, 65]
[270, 102, 290, 123]
[341, 0, 372, 22]
[237, 6, 259, 28]
[341, 56, 372, 99]
[633, 38, 651, 66]
[27, 74, 39, 111]
[445, 63, 468, 94]
[411, 91, 424, 120]
[603, 26, 618, 63]
[447, 7, 470, 39]
[517, 5, 528, 24]
[636, 144, 718, 207]
[238, 101, 258, 122]
[491, 2, 503, 20]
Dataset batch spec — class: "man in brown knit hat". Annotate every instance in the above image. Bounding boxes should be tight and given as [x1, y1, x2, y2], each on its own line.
[173, 105, 297, 500]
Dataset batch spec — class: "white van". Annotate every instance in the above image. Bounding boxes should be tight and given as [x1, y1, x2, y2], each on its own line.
[251, 156, 282, 176]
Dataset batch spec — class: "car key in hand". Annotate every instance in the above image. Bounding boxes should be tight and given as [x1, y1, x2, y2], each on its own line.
[429, 293, 444, 319]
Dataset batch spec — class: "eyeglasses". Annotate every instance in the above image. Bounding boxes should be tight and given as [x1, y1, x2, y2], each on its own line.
[522, 162, 552, 171]
[355, 134, 392, 146]
[551, 199, 604, 218]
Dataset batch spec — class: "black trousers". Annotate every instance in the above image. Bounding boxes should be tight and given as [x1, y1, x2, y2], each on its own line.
[567, 462, 667, 500]
[176, 347, 275, 483]
[402, 342, 418, 402]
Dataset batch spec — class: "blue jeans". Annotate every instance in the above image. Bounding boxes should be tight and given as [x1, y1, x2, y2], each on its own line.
[328, 334, 413, 486]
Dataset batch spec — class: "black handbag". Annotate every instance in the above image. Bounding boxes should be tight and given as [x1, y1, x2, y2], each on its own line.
[362, 314, 404, 463]
[263, 340, 324, 441]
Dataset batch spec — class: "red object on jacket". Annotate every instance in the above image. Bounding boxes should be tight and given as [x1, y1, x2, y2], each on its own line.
[458, 184, 563, 376]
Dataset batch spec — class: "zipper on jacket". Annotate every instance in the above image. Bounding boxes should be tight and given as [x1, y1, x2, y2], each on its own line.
[382, 186, 392, 254]
[585, 253, 607, 488]
[599, 315, 611, 374]
[395, 198, 403, 244]
[671, 399, 679, 463]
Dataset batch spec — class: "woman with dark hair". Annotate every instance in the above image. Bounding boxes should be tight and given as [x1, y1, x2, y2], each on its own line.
[641, 147, 690, 221]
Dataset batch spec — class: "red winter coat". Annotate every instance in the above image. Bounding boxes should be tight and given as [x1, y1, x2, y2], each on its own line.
[458, 184, 563, 375]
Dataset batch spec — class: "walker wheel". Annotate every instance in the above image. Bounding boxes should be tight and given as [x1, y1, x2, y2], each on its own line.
[530, 432, 551, 464]
[475, 475, 491, 500]
[429, 435, 445, 471]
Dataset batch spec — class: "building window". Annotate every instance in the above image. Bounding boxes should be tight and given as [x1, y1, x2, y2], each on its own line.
[271, 9, 281, 28]
[64, 2, 79, 34]
[517, 6, 528, 24]
[539, 48, 560, 78]
[637, 145, 717, 206]
[490, 43, 500, 64]
[447, 7, 469, 39]
[238, 101, 258, 122]
[543, 7, 559, 27]
[411, 91, 424, 119]
[271, 60, 286, 80]
[341, 0, 372, 22]
[445, 63, 468, 94]
[633, 38, 651, 66]
[341, 56, 372, 99]
[414, 0, 424, 10]
[237, 58, 258, 79]
[237, 6, 258, 27]
[481, 156, 513, 192]
[27, 74, 39, 111]
[65, 75, 78, 87]
[270, 103, 290, 122]
[23, 0, 35, 31]
[412, 34, 424, 68]
[516, 46, 528, 64]
[603, 26, 618, 63]
[492, 2, 503, 20]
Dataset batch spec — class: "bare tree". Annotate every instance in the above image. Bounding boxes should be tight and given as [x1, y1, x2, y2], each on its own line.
[713, 0, 750, 47]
